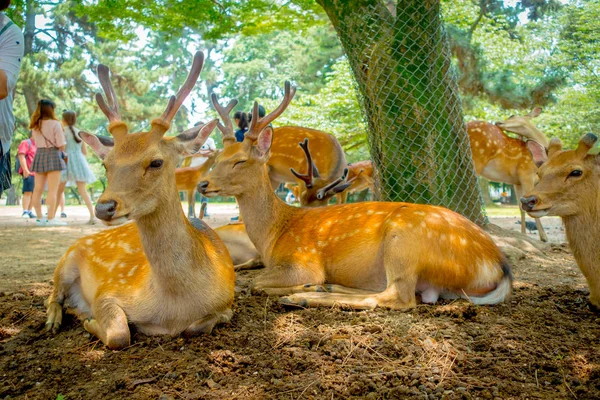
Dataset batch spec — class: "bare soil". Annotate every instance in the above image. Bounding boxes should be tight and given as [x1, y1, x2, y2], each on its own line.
[1, 206, 598, 399]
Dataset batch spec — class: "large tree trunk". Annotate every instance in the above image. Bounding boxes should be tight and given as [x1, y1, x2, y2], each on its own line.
[22, 0, 38, 115]
[317, 0, 485, 225]
[478, 177, 494, 206]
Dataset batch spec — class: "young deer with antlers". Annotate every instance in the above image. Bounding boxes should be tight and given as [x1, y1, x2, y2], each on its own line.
[44, 52, 235, 349]
[335, 160, 374, 204]
[468, 108, 550, 242]
[211, 94, 347, 207]
[521, 133, 600, 308]
[199, 82, 512, 310]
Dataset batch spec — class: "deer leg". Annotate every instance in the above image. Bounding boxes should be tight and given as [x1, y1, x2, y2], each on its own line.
[234, 257, 263, 271]
[252, 264, 325, 295]
[187, 189, 195, 218]
[84, 299, 130, 350]
[534, 217, 548, 242]
[45, 253, 83, 334]
[183, 308, 233, 337]
[513, 184, 527, 235]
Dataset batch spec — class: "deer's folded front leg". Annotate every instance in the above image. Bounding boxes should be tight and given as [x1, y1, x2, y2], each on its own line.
[183, 308, 233, 337]
[84, 298, 130, 350]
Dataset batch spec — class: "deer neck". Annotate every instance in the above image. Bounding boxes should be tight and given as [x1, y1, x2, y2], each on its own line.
[235, 167, 297, 255]
[135, 180, 199, 289]
[563, 189, 600, 274]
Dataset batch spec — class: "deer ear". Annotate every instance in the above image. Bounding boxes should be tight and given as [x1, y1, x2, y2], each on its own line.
[252, 126, 273, 160]
[80, 131, 113, 159]
[575, 133, 598, 159]
[528, 107, 542, 118]
[526, 140, 547, 168]
[174, 119, 218, 156]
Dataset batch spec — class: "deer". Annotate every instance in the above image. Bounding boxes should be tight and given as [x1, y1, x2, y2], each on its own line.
[468, 107, 550, 242]
[175, 150, 218, 218]
[521, 133, 600, 309]
[334, 160, 374, 204]
[44, 52, 235, 349]
[199, 82, 512, 310]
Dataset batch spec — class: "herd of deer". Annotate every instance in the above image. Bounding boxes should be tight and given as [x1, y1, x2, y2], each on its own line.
[43, 52, 599, 349]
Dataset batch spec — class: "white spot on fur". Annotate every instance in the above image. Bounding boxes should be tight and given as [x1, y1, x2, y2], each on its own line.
[120, 242, 133, 253]
[427, 231, 433, 239]
[421, 222, 427, 228]
[414, 211, 425, 216]
[85, 239, 93, 246]
[119, 279, 127, 285]
[128, 265, 138, 276]
[460, 238, 468, 246]
[367, 210, 374, 215]
[440, 234, 447, 240]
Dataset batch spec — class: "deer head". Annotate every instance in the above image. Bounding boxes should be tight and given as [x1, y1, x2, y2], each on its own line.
[495, 107, 550, 148]
[289, 138, 354, 206]
[81, 51, 219, 225]
[198, 82, 296, 198]
[521, 133, 599, 218]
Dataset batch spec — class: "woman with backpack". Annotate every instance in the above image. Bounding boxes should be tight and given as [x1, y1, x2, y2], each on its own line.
[56, 110, 96, 224]
[29, 99, 67, 226]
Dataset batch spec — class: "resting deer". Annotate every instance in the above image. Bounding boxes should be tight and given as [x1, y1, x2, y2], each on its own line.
[44, 52, 235, 349]
[214, 223, 262, 271]
[200, 82, 512, 310]
[468, 107, 549, 242]
[175, 150, 217, 218]
[521, 133, 600, 308]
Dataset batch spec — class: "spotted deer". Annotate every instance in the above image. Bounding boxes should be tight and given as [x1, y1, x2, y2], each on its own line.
[468, 108, 550, 242]
[521, 133, 600, 308]
[335, 160, 374, 204]
[175, 150, 218, 218]
[210, 93, 348, 207]
[44, 52, 235, 349]
[198, 82, 512, 310]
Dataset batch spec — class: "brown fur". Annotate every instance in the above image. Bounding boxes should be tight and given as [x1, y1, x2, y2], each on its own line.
[200, 83, 512, 310]
[269, 126, 347, 206]
[335, 160, 375, 204]
[45, 54, 235, 349]
[214, 223, 262, 270]
[467, 111, 549, 242]
[522, 134, 600, 307]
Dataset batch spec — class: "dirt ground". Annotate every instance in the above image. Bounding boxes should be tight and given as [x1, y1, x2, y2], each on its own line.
[0, 205, 598, 399]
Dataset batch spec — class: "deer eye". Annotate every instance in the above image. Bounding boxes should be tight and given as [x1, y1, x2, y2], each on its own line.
[233, 160, 246, 168]
[568, 170, 582, 178]
[149, 159, 164, 169]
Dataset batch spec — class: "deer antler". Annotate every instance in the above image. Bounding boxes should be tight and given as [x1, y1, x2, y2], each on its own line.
[290, 138, 320, 188]
[245, 81, 296, 141]
[316, 168, 354, 200]
[95, 64, 128, 139]
[210, 93, 238, 145]
[151, 51, 205, 135]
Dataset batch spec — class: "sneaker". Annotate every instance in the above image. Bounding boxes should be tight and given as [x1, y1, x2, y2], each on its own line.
[204, 213, 210, 217]
[46, 218, 67, 226]
[230, 216, 239, 222]
[28, 211, 37, 219]
[60, 212, 67, 218]
[22, 211, 30, 218]
[36, 219, 47, 226]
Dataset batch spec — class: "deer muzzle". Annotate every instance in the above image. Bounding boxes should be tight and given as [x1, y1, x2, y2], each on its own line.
[95, 200, 118, 221]
[520, 196, 538, 212]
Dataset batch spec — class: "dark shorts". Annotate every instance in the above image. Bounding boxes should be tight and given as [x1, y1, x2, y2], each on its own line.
[31, 147, 66, 173]
[22, 175, 34, 193]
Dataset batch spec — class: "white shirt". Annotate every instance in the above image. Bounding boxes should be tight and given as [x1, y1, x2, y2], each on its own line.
[0, 13, 24, 153]
[189, 137, 216, 167]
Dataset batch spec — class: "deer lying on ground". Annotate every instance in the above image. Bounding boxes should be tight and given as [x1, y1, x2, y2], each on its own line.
[175, 151, 217, 218]
[521, 133, 600, 308]
[199, 82, 512, 310]
[468, 108, 549, 242]
[44, 52, 235, 349]
[213, 223, 262, 271]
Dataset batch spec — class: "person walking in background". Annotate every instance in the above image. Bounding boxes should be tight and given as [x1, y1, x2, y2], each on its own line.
[0, 0, 24, 197]
[189, 126, 216, 216]
[234, 111, 249, 143]
[29, 99, 67, 226]
[56, 110, 96, 224]
[16, 132, 36, 218]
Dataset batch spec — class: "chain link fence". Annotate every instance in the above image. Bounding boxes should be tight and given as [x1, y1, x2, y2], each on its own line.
[331, 2, 487, 225]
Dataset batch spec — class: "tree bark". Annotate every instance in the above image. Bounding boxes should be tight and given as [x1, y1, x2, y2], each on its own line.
[478, 177, 494, 206]
[317, 0, 485, 224]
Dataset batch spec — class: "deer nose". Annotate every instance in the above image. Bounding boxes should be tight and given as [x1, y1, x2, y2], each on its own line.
[95, 200, 118, 221]
[520, 196, 538, 212]
[197, 181, 209, 194]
